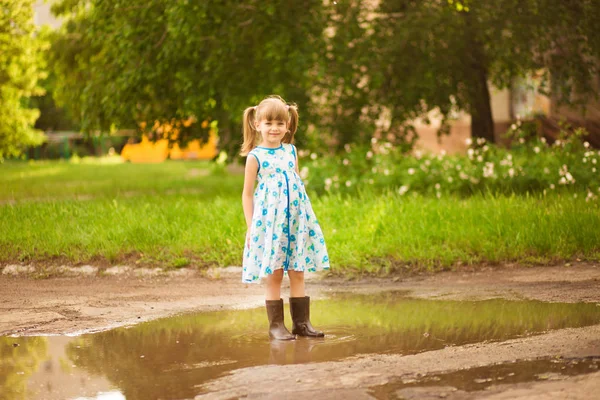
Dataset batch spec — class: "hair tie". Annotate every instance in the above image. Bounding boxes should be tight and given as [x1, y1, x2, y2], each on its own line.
[253, 106, 258, 111]
[285, 105, 290, 111]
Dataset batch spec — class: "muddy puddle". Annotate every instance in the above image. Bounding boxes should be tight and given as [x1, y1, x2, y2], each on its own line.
[369, 356, 600, 399]
[2, 292, 600, 399]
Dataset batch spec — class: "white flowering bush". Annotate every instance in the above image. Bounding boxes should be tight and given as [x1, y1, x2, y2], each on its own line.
[300, 124, 600, 200]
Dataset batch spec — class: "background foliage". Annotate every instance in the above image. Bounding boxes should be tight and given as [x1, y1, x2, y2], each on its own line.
[2, 1, 599, 159]
[301, 123, 600, 198]
[351, 0, 600, 144]
[0, 0, 47, 160]
[45, 0, 600, 157]
[49, 0, 328, 156]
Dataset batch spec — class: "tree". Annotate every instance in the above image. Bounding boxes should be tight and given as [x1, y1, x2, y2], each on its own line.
[0, 336, 48, 399]
[331, 0, 600, 144]
[310, 0, 378, 151]
[0, 0, 47, 160]
[49, 0, 600, 153]
[49, 0, 328, 158]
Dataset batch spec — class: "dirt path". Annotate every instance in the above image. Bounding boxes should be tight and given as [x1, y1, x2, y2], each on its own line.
[1, 263, 599, 399]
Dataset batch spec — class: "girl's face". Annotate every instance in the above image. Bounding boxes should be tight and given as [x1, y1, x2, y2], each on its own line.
[255, 119, 288, 147]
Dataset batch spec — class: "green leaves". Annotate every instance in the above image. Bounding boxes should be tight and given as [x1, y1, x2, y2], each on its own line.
[0, 0, 47, 160]
[49, 0, 328, 157]
[46, 0, 600, 155]
[330, 0, 600, 144]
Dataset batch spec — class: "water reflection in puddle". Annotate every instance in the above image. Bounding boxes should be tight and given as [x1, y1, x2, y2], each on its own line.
[2, 292, 600, 399]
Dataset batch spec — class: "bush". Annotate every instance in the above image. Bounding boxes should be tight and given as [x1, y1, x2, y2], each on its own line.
[300, 123, 600, 201]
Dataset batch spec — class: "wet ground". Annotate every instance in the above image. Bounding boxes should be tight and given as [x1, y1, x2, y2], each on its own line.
[1, 263, 600, 399]
[370, 356, 600, 398]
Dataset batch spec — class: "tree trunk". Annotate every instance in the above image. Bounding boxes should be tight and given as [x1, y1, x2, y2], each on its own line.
[219, 115, 237, 160]
[213, 94, 237, 161]
[469, 65, 495, 143]
[464, 12, 495, 144]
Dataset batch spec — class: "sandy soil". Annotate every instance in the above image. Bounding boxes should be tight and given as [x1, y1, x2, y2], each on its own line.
[1, 263, 599, 399]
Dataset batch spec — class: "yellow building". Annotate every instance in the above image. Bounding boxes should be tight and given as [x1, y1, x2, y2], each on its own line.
[120, 131, 219, 163]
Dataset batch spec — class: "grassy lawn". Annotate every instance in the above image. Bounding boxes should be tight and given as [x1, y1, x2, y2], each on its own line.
[0, 159, 242, 201]
[1, 160, 599, 272]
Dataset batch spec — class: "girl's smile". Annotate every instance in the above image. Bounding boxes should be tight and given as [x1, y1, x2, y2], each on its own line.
[256, 119, 288, 147]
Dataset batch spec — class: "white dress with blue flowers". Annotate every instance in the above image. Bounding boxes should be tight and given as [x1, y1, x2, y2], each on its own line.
[243, 143, 330, 283]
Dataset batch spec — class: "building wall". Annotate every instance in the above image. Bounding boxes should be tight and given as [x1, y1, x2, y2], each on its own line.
[33, 0, 61, 28]
[413, 83, 513, 154]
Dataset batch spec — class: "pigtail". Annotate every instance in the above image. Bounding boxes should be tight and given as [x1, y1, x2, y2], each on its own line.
[285, 104, 299, 144]
[240, 106, 258, 156]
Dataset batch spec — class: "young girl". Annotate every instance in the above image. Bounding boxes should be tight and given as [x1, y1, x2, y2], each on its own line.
[241, 95, 330, 340]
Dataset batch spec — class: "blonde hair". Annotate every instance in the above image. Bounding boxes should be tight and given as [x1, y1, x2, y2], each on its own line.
[240, 95, 299, 156]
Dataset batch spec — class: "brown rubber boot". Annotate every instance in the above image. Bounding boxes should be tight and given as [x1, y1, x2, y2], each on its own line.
[289, 296, 325, 337]
[266, 299, 295, 340]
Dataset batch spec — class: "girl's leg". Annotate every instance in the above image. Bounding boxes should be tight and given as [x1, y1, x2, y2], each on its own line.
[288, 270, 324, 337]
[265, 269, 294, 340]
[266, 269, 284, 300]
[288, 270, 305, 298]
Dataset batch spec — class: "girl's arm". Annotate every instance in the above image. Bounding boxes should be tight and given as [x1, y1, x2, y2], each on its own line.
[294, 146, 300, 175]
[242, 155, 259, 230]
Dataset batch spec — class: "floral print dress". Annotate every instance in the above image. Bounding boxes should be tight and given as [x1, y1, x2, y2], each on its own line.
[242, 143, 330, 283]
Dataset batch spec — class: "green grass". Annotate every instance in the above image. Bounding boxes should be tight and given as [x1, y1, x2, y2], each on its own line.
[0, 159, 242, 201]
[1, 160, 599, 272]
